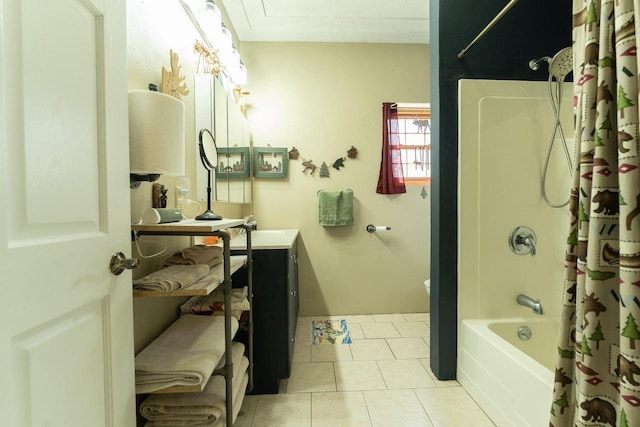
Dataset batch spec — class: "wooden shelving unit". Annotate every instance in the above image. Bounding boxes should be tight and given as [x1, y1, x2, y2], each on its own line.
[132, 218, 255, 427]
[133, 255, 246, 297]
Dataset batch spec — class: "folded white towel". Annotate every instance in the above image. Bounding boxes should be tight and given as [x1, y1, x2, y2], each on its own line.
[212, 372, 249, 427]
[135, 315, 239, 394]
[141, 342, 248, 426]
[182, 245, 223, 264]
[180, 286, 250, 315]
[144, 373, 249, 427]
[133, 265, 210, 292]
[164, 245, 223, 268]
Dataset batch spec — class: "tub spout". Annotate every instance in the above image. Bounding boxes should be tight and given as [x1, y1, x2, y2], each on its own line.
[517, 294, 544, 315]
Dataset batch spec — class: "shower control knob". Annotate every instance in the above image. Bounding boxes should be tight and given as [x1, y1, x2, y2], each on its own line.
[509, 226, 537, 257]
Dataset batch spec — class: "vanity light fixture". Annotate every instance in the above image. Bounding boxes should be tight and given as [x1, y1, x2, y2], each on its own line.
[201, 0, 222, 43]
[179, 0, 248, 86]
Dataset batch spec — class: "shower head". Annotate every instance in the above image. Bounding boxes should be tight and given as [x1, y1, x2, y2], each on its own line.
[529, 57, 551, 71]
[548, 47, 573, 82]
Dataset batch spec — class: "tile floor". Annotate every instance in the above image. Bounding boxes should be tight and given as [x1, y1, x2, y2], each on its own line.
[233, 313, 495, 427]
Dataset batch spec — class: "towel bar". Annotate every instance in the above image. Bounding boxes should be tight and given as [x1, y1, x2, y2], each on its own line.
[317, 189, 353, 196]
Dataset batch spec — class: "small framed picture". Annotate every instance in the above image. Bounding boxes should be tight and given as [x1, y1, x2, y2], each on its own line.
[216, 147, 250, 178]
[253, 147, 289, 178]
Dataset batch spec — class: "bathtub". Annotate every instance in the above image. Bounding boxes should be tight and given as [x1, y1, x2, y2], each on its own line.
[457, 318, 558, 427]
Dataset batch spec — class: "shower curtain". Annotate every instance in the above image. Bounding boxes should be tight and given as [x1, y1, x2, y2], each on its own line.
[551, 1, 640, 426]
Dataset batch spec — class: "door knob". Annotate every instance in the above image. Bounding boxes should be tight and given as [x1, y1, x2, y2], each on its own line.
[110, 251, 139, 275]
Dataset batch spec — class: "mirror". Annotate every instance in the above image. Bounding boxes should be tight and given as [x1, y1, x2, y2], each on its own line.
[195, 128, 222, 220]
[199, 127, 218, 170]
[194, 73, 252, 204]
[225, 95, 252, 202]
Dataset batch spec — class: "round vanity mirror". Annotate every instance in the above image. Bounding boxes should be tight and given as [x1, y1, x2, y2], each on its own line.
[195, 128, 222, 220]
[199, 128, 218, 171]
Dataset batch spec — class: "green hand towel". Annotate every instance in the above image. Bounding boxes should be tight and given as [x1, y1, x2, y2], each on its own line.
[318, 190, 353, 226]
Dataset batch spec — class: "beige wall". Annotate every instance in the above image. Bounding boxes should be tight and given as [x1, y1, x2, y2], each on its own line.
[241, 42, 431, 316]
[127, 0, 243, 353]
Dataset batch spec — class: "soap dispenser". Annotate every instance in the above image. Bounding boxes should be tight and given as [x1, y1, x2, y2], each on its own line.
[176, 177, 202, 219]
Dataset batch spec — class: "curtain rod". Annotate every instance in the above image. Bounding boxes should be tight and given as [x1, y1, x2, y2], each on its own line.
[457, 0, 519, 59]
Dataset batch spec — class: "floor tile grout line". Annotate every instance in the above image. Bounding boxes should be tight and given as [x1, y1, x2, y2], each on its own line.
[361, 390, 375, 427]
[412, 388, 437, 426]
[249, 395, 261, 427]
[330, 359, 338, 392]
[375, 359, 391, 390]
[384, 337, 399, 360]
[389, 322, 402, 338]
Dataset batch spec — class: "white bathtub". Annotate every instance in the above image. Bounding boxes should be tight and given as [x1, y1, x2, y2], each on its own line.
[457, 318, 558, 427]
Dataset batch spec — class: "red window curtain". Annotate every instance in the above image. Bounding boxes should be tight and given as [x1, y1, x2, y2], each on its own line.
[376, 102, 406, 194]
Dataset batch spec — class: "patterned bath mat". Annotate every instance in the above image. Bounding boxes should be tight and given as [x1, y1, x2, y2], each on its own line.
[312, 319, 352, 344]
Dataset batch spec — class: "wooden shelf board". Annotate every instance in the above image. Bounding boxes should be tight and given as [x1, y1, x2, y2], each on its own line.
[132, 218, 246, 234]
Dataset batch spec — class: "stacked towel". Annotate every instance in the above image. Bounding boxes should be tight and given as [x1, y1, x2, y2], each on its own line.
[164, 245, 223, 268]
[211, 373, 248, 426]
[318, 189, 354, 226]
[133, 265, 210, 292]
[135, 314, 239, 394]
[141, 342, 249, 426]
[184, 267, 228, 292]
[180, 286, 250, 316]
[144, 374, 248, 427]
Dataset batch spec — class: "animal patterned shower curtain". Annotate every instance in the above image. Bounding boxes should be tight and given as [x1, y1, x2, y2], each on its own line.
[550, 1, 640, 426]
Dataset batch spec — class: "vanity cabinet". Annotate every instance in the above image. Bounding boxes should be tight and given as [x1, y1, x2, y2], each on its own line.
[230, 230, 299, 394]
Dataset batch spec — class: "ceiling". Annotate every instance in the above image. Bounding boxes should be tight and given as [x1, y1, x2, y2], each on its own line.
[219, 0, 430, 44]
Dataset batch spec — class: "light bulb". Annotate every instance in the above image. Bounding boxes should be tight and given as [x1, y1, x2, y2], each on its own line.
[227, 47, 241, 75]
[233, 61, 248, 86]
[214, 26, 234, 65]
[201, 0, 222, 47]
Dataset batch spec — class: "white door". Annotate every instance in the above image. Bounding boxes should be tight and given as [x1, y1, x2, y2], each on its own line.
[0, 0, 135, 426]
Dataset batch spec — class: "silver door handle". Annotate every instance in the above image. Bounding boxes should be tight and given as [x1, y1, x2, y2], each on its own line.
[110, 251, 139, 275]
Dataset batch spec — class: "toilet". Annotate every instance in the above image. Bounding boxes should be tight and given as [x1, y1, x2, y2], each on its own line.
[424, 279, 430, 295]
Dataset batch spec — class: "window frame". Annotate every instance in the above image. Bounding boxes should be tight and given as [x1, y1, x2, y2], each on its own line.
[396, 105, 431, 186]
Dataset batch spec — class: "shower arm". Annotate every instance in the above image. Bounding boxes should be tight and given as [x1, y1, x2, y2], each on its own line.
[457, 0, 520, 59]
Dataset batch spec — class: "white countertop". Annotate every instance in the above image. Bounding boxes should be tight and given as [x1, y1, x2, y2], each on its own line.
[230, 229, 299, 250]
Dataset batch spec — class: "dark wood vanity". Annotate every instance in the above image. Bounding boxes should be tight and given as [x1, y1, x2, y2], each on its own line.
[230, 229, 299, 394]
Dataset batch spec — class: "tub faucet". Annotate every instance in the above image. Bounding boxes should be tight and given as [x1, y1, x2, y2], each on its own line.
[517, 294, 544, 315]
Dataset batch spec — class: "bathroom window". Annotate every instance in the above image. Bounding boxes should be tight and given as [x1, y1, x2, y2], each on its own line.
[397, 103, 431, 185]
